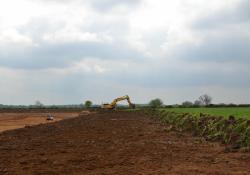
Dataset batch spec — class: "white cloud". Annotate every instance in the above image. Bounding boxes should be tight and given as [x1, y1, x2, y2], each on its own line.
[42, 31, 113, 43]
[44, 57, 144, 75]
[127, 0, 242, 58]
[0, 28, 34, 46]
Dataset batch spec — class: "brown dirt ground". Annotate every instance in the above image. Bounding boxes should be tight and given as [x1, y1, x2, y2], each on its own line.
[0, 111, 249, 175]
[0, 111, 81, 132]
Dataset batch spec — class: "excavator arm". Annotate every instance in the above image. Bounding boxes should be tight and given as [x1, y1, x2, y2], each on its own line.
[102, 95, 135, 109]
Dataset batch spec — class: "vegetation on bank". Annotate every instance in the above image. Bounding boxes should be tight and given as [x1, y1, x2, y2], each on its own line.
[145, 109, 250, 151]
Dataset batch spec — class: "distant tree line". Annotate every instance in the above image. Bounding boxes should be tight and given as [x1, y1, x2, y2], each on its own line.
[147, 94, 212, 108]
[147, 94, 250, 108]
[1, 95, 250, 110]
[181, 94, 212, 107]
[0, 100, 99, 109]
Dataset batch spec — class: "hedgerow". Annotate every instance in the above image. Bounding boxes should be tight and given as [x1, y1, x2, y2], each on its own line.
[144, 109, 250, 151]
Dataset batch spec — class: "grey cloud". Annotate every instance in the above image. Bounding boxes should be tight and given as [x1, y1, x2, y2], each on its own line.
[88, 0, 141, 12]
[0, 0, 143, 69]
[172, 34, 250, 63]
[171, 0, 250, 63]
[34, 0, 141, 12]
[84, 19, 129, 37]
[0, 14, 143, 69]
[0, 41, 145, 69]
[105, 64, 250, 88]
[193, 0, 250, 29]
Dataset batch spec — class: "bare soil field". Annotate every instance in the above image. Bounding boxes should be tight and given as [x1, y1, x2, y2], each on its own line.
[0, 111, 249, 175]
[0, 110, 81, 132]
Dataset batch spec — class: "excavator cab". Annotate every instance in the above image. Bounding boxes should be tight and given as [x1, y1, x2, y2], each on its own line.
[102, 103, 116, 109]
[101, 95, 135, 109]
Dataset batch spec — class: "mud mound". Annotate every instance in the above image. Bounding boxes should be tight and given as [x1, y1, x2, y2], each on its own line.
[0, 111, 249, 175]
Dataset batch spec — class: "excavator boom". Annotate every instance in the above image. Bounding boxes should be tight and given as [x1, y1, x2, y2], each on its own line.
[102, 95, 135, 109]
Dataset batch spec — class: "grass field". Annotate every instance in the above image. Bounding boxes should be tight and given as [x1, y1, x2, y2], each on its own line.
[161, 107, 250, 119]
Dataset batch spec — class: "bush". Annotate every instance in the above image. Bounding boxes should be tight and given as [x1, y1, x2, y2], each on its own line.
[182, 101, 193, 107]
[84, 100, 92, 108]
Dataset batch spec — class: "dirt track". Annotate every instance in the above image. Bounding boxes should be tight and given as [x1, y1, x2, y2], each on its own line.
[0, 111, 249, 175]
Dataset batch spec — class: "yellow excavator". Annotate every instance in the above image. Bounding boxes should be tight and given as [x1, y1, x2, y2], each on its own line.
[102, 95, 135, 109]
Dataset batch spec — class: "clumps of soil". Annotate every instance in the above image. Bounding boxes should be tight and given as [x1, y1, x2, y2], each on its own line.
[146, 109, 250, 151]
[0, 111, 250, 174]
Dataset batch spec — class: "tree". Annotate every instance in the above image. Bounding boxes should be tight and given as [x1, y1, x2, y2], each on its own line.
[85, 100, 92, 108]
[35, 100, 43, 107]
[182, 101, 193, 107]
[199, 94, 212, 106]
[149, 98, 163, 108]
[194, 100, 202, 106]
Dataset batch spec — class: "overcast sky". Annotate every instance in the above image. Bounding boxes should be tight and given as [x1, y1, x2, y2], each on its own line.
[0, 0, 250, 105]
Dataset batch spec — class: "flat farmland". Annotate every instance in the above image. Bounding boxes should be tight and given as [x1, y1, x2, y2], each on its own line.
[162, 107, 250, 119]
